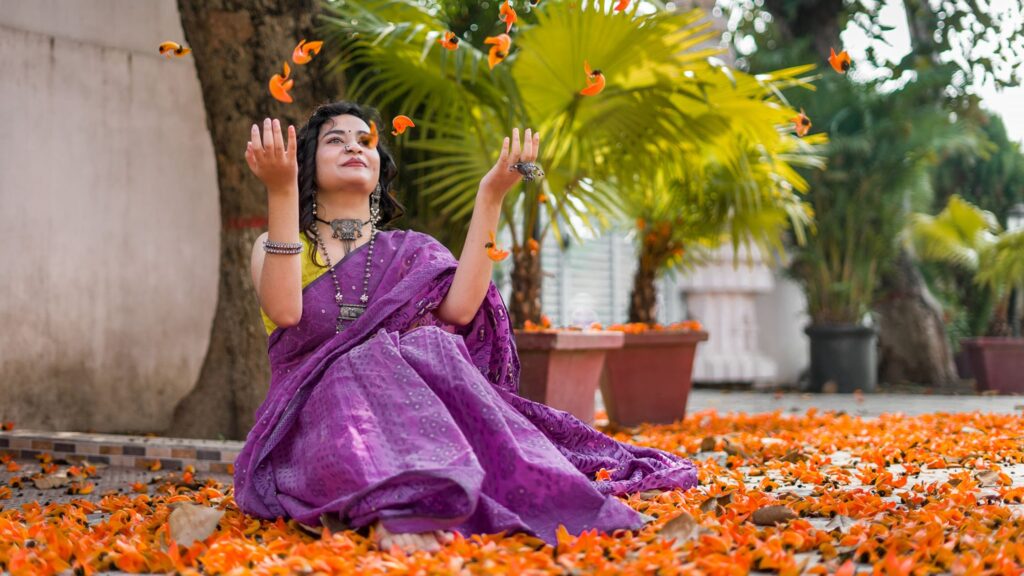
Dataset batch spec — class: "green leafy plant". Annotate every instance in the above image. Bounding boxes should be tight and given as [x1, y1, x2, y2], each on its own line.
[319, 0, 819, 327]
[786, 71, 979, 325]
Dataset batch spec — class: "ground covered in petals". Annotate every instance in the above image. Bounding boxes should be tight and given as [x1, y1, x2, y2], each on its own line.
[2, 409, 1024, 575]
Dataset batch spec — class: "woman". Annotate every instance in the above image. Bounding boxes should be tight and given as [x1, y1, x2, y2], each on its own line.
[232, 101, 697, 553]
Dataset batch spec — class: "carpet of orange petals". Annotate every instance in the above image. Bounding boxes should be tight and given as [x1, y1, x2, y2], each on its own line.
[3, 409, 1024, 575]
[521, 318, 704, 333]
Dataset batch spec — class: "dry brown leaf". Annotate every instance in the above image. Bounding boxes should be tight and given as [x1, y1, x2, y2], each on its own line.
[168, 502, 225, 547]
[975, 470, 1001, 487]
[657, 512, 699, 547]
[723, 440, 749, 458]
[781, 450, 808, 463]
[33, 474, 69, 490]
[751, 505, 797, 526]
[824, 514, 858, 534]
[700, 491, 733, 514]
[700, 436, 718, 452]
[699, 496, 718, 513]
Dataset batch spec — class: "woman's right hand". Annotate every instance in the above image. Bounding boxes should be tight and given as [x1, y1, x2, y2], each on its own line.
[245, 118, 298, 193]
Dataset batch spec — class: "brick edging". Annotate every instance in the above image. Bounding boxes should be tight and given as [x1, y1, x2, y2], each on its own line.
[0, 429, 243, 475]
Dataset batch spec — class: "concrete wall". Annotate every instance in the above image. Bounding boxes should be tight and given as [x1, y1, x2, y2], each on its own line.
[0, 1, 219, 433]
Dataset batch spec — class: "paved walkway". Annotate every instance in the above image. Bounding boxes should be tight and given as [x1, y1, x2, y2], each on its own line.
[3, 390, 1018, 513]
[685, 389, 1024, 417]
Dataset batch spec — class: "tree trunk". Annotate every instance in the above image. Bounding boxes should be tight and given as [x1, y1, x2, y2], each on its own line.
[165, 1, 345, 440]
[762, 0, 844, 58]
[509, 245, 542, 329]
[628, 251, 659, 324]
[875, 249, 959, 388]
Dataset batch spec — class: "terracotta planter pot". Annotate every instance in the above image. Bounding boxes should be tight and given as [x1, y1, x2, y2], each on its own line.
[600, 330, 709, 427]
[514, 330, 625, 425]
[961, 337, 1024, 394]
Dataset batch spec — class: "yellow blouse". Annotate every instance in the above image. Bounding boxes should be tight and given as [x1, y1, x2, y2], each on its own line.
[259, 234, 334, 335]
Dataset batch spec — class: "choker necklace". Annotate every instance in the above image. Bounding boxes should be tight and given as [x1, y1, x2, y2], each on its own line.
[315, 216, 372, 255]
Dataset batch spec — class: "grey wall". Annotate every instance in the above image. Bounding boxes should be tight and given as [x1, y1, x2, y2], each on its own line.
[0, 0, 219, 433]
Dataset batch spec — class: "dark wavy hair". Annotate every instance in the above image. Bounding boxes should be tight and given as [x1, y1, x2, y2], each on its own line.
[297, 101, 406, 267]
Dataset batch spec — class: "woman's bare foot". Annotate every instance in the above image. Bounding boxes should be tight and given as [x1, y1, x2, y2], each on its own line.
[372, 520, 454, 553]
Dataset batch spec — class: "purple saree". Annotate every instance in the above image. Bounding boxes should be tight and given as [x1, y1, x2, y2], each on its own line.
[233, 229, 697, 545]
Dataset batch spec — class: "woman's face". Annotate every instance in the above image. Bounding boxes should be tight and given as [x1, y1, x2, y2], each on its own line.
[315, 114, 380, 195]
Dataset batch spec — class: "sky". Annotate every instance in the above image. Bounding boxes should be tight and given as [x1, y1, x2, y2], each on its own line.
[840, 0, 1024, 144]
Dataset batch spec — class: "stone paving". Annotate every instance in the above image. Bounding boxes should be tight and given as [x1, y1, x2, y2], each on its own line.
[2, 390, 1019, 512]
[0, 457, 233, 511]
[685, 388, 1024, 417]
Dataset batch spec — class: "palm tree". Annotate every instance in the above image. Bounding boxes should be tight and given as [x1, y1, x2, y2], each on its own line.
[906, 194, 1001, 339]
[318, 0, 818, 327]
[620, 72, 823, 322]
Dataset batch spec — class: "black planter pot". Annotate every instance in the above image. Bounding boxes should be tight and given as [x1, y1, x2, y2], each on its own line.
[805, 324, 878, 393]
[954, 348, 974, 379]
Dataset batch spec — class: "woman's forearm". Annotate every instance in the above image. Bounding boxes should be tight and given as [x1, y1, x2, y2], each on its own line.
[259, 184, 304, 326]
[436, 189, 504, 326]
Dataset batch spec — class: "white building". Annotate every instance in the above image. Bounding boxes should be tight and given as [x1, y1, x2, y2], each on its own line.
[495, 221, 811, 387]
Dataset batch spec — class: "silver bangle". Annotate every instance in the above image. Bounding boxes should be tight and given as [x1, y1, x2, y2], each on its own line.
[263, 239, 303, 254]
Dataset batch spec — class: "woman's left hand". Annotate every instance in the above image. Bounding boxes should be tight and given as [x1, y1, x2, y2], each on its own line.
[479, 127, 541, 201]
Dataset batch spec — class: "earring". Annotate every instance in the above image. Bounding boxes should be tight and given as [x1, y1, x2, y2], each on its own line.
[370, 184, 381, 225]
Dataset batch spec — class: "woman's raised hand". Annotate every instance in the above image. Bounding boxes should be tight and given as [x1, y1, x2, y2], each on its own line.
[479, 127, 541, 201]
[245, 118, 298, 193]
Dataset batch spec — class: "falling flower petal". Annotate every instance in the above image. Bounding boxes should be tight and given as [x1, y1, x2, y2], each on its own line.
[269, 61, 294, 103]
[581, 60, 606, 96]
[158, 41, 191, 58]
[499, 0, 518, 34]
[438, 31, 460, 50]
[792, 110, 811, 137]
[485, 231, 509, 261]
[391, 115, 415, 136]
[484, 34, 512, 69]
[828, 47, 852, 74]
[292, 39, 323, 65]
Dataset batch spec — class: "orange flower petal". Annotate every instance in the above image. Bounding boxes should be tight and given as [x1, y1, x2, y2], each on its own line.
[792, 110, 811, 137]
[292, 39, 323, 65]
[828, 47, 851, 74]
[391, 115, 415, 136]
[581, 61, 606, 96]
[269, 61, 294, 103]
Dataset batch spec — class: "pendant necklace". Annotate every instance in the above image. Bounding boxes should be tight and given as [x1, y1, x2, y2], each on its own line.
[311, 215, 377, 333]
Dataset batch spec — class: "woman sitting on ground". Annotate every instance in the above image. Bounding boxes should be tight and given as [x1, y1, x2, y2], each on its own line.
[232, 101, 698, 553]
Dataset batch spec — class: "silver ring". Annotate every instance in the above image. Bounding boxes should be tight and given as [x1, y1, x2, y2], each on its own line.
[509, 161, 545, 182]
